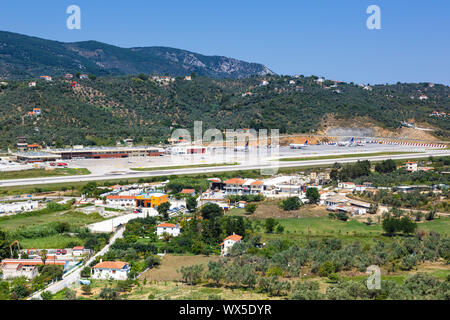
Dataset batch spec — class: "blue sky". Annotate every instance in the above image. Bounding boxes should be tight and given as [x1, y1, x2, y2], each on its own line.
[0, 0, 449, 85]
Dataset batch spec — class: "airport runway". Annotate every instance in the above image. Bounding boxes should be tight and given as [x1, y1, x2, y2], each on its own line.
[0, 148, 448, 187]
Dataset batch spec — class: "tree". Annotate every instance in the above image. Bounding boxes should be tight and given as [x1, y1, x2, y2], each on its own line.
[64, 288, 76, 300]
[290, 281, 324, 300]
[382, 217, 399, 236]
[280, 197, 301, 211]
[81, 285, 92, 296]
[178, 264, 204, 286]
[40, 249, 48, 266]
[40, 291, 53, 300]
[157, 202, 171, 220]
[200, 203, 222, 220]
[99, 287, 120, 300]
[186, 196, 197, 212]
[206, 261, 224, 286]
[81, 267, 91, 278]
[368, 203, 378, 214]
[0, 230, 9, 260]
[425, 209, 436, 221]
[264, 218, 278, 233]
[400, 216, 417, 235]
[336, 212, 349, 221]
[318, 261, 336, 277]
[245, 204, 257, 215]
[306, 188, 320, 204]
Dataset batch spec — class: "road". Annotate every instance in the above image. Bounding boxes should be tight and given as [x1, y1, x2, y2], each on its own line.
[29, 227, 125, 300]
[2, 149, 449, 187]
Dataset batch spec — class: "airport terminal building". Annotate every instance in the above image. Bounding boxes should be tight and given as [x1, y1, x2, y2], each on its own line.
[12, 146, 165, 161]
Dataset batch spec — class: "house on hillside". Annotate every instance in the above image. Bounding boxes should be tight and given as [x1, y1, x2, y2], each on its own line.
[1, 263, 38, 279]
[92, 261, 130, 280]
[224, 178, 246, 194]
[180, 189, 196, 196]
[405, 162, 418, 172]
[106, 195, 136, 207]
[156, 223, 182, 239]
[221, 234, 243, 256]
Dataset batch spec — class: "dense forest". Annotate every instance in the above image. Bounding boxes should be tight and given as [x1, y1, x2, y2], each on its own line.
[0, 73, 448, 148]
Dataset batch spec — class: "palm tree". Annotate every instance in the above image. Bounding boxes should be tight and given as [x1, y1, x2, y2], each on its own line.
[40, 249, 48, 265]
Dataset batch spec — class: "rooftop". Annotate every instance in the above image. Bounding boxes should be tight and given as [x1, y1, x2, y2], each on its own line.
[93, 261, 129, 270]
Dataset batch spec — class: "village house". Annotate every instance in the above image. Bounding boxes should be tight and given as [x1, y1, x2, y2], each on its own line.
[405, 162, 418, 172]
[156, 223, 182, 238]
[221, 234, 243, 256]
[92, 261, 130, 280]
[1, 263, 38, 279]
[180, 189, 196, 196]
[72, 246, 86, 257]
[338, 182, 356, 190]
[249, 180, 264, 194]
[80, 74, 89, 80]
[224, 178, 246, 194]
[237, 201, 247, 209]
[40, 76, 52, 81]
[106, 195, 136, 207]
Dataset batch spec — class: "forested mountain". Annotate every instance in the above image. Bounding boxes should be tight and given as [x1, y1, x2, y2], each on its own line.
[0, 73, 448, 148]
[0, 31, 273, 79]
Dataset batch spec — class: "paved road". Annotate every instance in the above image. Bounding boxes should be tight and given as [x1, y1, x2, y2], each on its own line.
[29, 227, 125, 300]
[3, 149, 449, 188]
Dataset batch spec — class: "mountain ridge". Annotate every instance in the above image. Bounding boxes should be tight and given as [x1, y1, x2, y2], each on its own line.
[0, 31, 275, 79]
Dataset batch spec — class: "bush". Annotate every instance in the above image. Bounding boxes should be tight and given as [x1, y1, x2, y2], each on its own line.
[245, 204, 257, 215]
[280, 197, 301, 211]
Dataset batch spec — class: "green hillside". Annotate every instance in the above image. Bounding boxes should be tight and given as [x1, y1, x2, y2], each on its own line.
[0, 31, 273, 79]
[0, 74, 448, 148]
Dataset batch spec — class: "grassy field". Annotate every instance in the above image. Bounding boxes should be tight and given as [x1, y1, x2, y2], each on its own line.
[0, 210, 105, 248]
[19, 234, 85, 248]
[0, 168, 90, 180]
[278, 151, 420, 162]
[256, 216, 450, 245]
[0, 210, 103, 231]
[131, 162, 239, 171]
[70, 278, 271, 300]
[143, 255, 220, 282]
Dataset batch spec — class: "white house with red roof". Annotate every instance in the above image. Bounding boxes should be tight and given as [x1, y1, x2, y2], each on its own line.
[92, 260, 130, 280]
[106, 195, 136, 207]
[72, 246, 86, 257]
[405, 161, 418, 172]
[1, 262, 38, 279]
[156, 223, 182, 238]
[338, 182, 356, 190]
[221, 233, 243, 256]
[180, 189, 196, 196]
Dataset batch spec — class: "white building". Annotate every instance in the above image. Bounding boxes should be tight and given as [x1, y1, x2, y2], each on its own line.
[156, 223, 182, 238]
[405, 162, 418, 172]
[221, 234, 243, 256]
[106, 195, 136, 208]
[72, 246, 87, 257]
[338, 182, 356, 190]
[0, 201, 39, 214]
[92, 261, 130, 280]
[1, 263, 38, 279]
